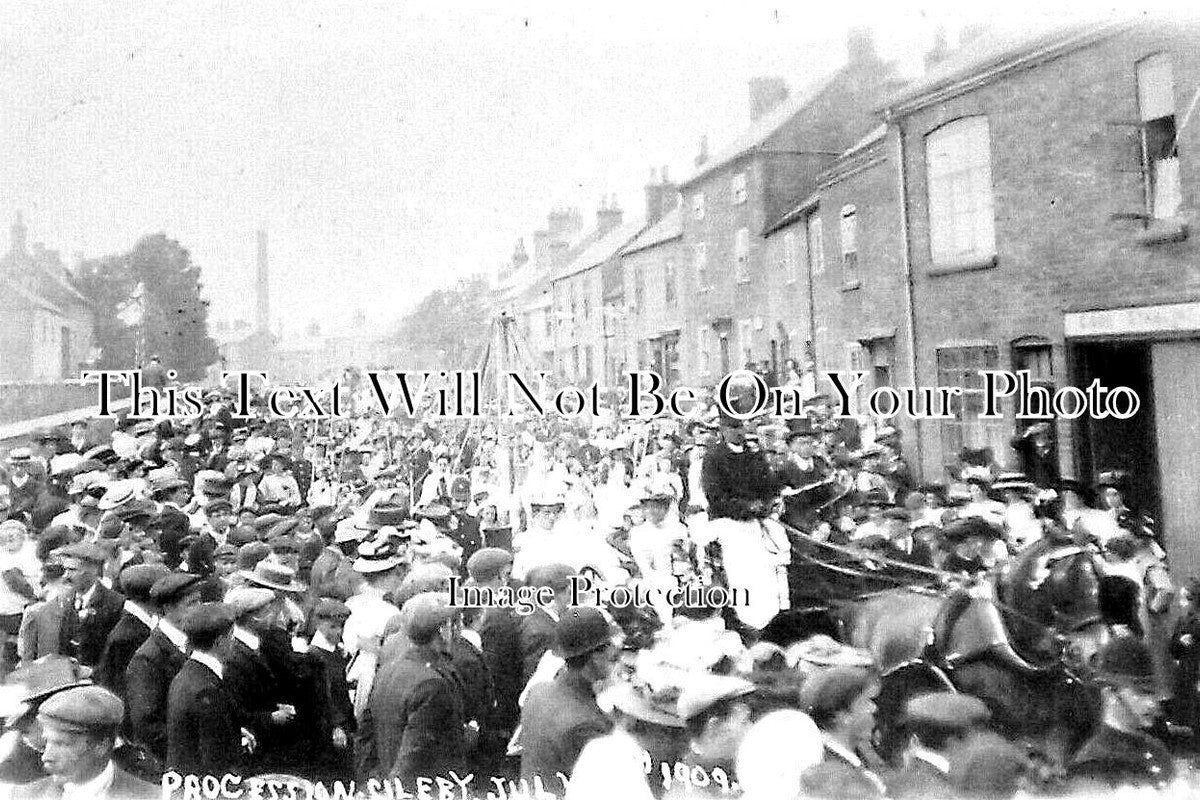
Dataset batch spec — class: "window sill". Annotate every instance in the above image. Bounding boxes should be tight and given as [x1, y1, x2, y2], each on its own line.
[841, 280, 861, 292]
[928, 254, 998, 276]
[1136, 218, 1188, 247]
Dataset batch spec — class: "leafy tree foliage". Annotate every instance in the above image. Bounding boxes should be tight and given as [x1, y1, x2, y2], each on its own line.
[76, 234, 219, 380]
[391, 274, 493, 369]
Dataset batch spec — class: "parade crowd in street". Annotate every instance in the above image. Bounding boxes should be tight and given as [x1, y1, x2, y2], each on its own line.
[0, 373, 1197, 800]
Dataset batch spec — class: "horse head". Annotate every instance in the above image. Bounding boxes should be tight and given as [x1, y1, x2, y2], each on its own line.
[1000, 540, 1108, 674]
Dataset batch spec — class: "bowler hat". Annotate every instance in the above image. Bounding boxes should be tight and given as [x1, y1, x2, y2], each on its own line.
[553, 607, 616, 659]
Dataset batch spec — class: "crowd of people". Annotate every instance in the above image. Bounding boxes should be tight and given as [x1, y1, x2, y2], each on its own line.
[0, 374, 1196, 799]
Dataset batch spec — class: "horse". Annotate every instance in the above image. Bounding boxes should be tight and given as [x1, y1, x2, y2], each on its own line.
[770, 523, 1110, 771]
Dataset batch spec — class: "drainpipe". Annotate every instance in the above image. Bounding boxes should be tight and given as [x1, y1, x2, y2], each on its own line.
[891, 114, 925, 478]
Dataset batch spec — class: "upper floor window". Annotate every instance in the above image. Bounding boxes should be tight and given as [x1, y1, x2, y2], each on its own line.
[806, 213, 825, 276]
[1137, 53, 1181, 220]
[735, 228, 750, 282]
[731, 172, 748, 205]
[692, 193, 705, 221]
[693, 242, 709, 290]
[840, 205, 859, 284]
[926, 116, 996, 265]
[783, 230, 798, 283]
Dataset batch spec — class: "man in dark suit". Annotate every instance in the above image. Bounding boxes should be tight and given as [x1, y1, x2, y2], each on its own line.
[125, 572, 204, 760]
[470, 549, 523, 757]
[306, 599, 356, 781]
[14, 685, 158, 800]
[360, 593, 465, 784]
[222, 587, 297, 774]
[167, 602, 245, 778]
[518, 564, 573, 686]
[95, 564, 170, 702]
[519, 607, 617, 787]
[57, 543, 125, 667]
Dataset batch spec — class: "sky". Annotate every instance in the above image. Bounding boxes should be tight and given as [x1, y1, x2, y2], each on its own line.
[0, 0, 1192, 341]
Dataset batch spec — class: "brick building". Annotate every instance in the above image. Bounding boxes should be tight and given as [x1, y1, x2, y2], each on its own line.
[548, 200, 642, 385]
[764, 123, 914, 440]
[882, 20, 1200, 573]
[675, 29, 903, 388]
[619, 169, 684, 389]
[0, 213, 94, 382]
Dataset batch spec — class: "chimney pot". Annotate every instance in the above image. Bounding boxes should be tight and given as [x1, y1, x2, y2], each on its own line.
[661, 165, 670, 183]
[748, 76, 790, 121]
[695, 134, 710, 168]
[846, 26, 877, 65]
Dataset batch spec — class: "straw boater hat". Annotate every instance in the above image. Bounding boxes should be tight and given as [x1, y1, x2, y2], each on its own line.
[240, 561, 306, 593]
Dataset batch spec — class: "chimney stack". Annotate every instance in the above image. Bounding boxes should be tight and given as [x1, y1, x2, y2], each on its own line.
[846, 26, 877, 65]
[644, 165, 680, 225]
[11, 211, 26, 256]
[924, 27, 951, 72]
[512, 238, 528, 270]
[256, 229, 269, 334]
[749, 77, 790, 121]
[695, 135, 710, 168]
[596, 195, 623, 233]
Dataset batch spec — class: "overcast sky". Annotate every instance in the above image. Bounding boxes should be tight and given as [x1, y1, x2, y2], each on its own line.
[0, 0, 1189, 340]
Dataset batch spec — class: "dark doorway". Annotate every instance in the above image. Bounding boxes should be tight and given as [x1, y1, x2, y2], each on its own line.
[1070, 341, 1159, 523]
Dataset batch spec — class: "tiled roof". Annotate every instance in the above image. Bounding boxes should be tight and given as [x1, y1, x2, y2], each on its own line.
[680, 67, 846, 187]
[0, 277, 64, 316]
[620, 206, 682, 256]
[552, 217, 646, 282]
[881, 20, 1124, 114]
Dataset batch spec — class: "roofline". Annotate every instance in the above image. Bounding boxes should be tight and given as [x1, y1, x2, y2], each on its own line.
[678, 67, 848, 190]
[551, 224, 647, 283]
[880, 21, 1129, 120]
[620, 228, 683, 258]
[764, 192, 820, 237]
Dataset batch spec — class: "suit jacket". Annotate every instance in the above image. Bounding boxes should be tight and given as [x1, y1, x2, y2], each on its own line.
[167, 659, 244, 778]
[222, 636, 291, 768]
[519, 667, 611, 784]
[95, 610, 153, 701]
[12, 764, 159, 800]
[361, 643, 464, 784]
[125, 627, 188, 760]
[18, 597, 67, 665]
[518, 608, 557, 687]
[479, 606, 523, 735]
[310, 645, 356, 733]
[59, 582, 125, 667]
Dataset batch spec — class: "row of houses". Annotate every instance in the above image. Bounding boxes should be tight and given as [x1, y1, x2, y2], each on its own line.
[494, 19, 1200, 575]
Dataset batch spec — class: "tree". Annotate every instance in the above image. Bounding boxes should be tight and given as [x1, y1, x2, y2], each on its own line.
[76, 234, 220, 380]
[391, 274, 493, 370]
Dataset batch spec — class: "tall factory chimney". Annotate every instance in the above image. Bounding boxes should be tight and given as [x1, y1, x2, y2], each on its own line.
[256, 229, 269, 333]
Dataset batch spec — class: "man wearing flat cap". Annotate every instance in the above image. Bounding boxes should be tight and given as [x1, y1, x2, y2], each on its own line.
[125, 572, 205, 761]
[519, 607, 617, 787]
[518, 563, 575, 686]
[359, 592, 465, 785]
[94, 564, 170, 701]
[167, 602, 245, 778]
[56, 543, 124, 668]
[13, 685, 157, 800]
[890, 692, 992, 799]
[222, 586, 299, 774]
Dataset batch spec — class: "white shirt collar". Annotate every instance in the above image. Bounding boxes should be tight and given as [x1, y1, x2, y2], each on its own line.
[233, 626, 261, 652]
[78, 582, 98, 608]
[62, 759, 114, 800]
[309, 630, 336, 653]
[189, 650, 224, 680]
[909, 743, 951, 774]
[157, 618, 188, 653]
[123, 600, 156, 629]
